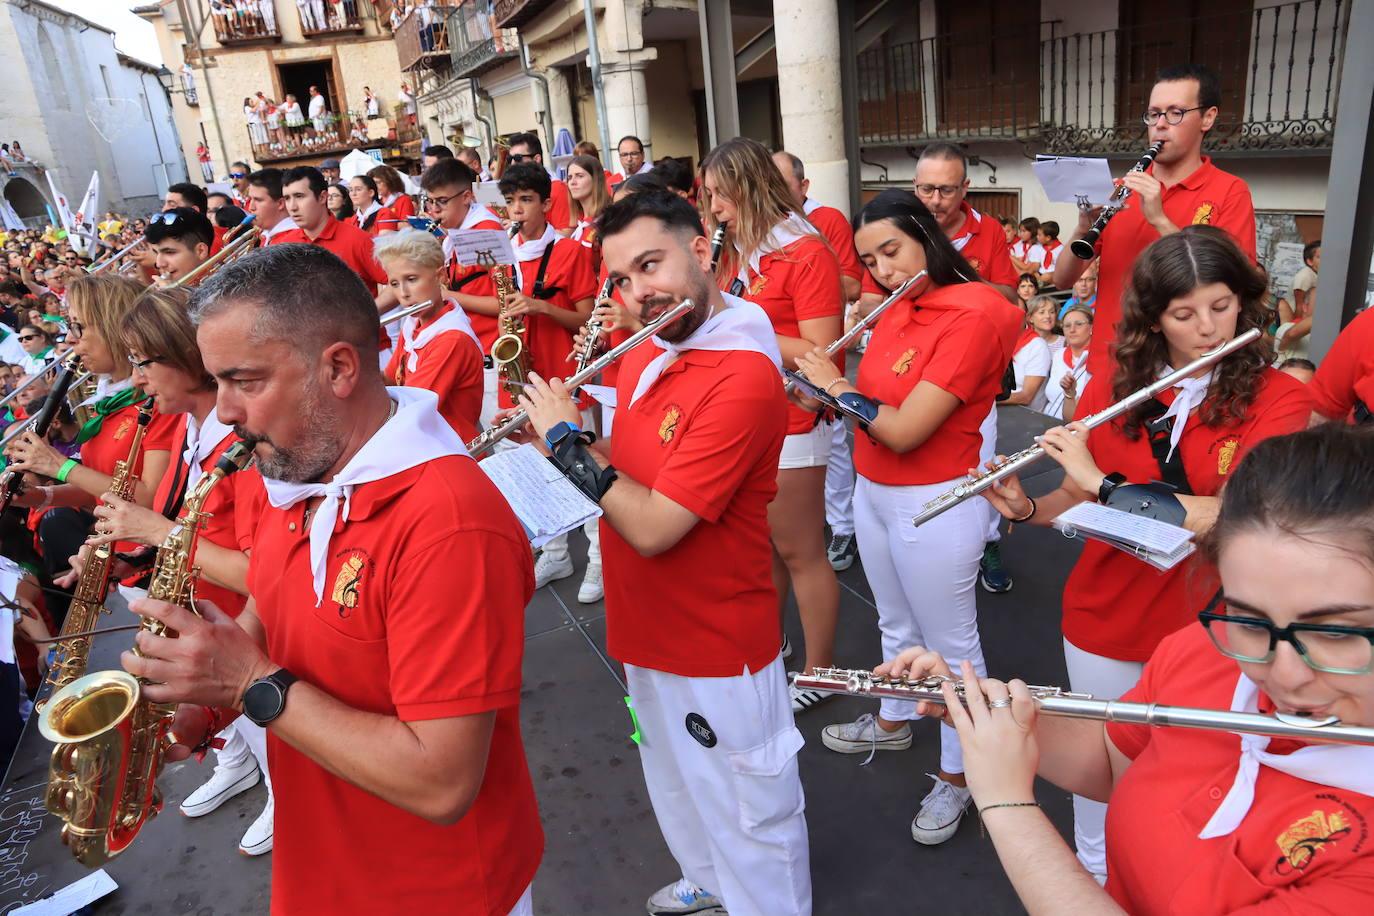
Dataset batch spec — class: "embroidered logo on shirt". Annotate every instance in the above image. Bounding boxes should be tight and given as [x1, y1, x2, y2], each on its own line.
[684, 712, 717, 748]
[1275, 808, 1354, 873]
[1192, 202, 1216, 225]
[748, 274, 769, 297]
[966, 255, 985, 273]
[892, 347, 916, 376]
[659, 404, 682, 445]
[330, 554, 366, 617]
[112, 417, 134, 441]
[1216, 437, 1239, 476]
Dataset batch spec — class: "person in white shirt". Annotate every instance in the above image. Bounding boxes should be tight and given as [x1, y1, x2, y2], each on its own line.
[1027, 294, 1063, 356]
[307, 86, 329, 138]
[1008, 217, 1045, 276]
[1000, 305, 1052, 411]
[1043, 304, 1092, 421]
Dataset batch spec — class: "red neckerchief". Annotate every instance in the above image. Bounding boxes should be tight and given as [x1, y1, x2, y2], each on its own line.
[1014, 326, 1038, 353]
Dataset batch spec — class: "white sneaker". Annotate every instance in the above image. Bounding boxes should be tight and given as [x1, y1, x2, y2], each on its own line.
[821, 712, 913, 754]
[238, 797, 273, 856]
[577, 560, 603, 604]
[911, 774, 972, 845]
[180, 758, 260, 818]
[646, 877, 722, 915]
[534, 551, 574, 589]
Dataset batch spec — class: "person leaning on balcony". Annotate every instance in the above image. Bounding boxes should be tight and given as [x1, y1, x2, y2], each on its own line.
[1052, 62, 1256, 379]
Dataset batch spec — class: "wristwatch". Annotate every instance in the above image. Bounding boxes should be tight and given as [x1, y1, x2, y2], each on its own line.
[242, 669, 298, 726]
[1098, 472, 1128, 505]
[546, 420, 596, 450]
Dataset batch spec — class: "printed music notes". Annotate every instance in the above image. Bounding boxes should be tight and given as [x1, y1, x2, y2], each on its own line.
[448, 229, 517, 267]
[1052, 501, 1196, 571]
[479, 443, 603, 547]
[1032, 156, 1118, 208]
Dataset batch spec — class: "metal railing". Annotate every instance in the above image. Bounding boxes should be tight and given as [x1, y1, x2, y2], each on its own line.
[493, 0, 555, 29]
[449, 3, 519, 78]
[857, 0, 1350, 154]
[246, 116, 355, 163]
[297, 0, 372, 36]
[395, 1, 457, 71]
[211, 2, 280, 43]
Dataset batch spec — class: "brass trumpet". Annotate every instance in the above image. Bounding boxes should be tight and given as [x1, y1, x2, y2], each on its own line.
[168, 225, 262, 289]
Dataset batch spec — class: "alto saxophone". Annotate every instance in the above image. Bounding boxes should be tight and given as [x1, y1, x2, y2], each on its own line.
[37, 398, 156, 705]
[38, 441, 254, 867]
[482, 249, 529, 401]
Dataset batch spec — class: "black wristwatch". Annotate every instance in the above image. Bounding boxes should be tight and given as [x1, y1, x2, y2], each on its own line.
[1098, 472, 1128, 505]
[242, 669, 298, 726]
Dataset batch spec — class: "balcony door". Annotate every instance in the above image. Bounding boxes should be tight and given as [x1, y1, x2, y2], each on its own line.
[936, 0, 1040, 133]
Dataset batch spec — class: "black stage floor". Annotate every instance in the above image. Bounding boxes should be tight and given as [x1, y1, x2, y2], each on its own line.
[0, 407, 1078, 915]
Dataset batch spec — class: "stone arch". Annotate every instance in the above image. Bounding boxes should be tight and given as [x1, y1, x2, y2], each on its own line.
[4, 177, 50, 223]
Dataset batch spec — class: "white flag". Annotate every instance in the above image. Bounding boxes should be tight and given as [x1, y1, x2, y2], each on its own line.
[44, 172, 76, 237]
[0, 198, 23, 232]
[71, 172, 100, 255]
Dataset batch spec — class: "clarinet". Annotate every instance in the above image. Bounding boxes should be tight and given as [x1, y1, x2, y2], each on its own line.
[794, 667, 1374, 747]
[0, 353, 83, 512]
[573, 278, 617, 378]
[708, 224, 728, 272]
[1070, 141, 1165, 260]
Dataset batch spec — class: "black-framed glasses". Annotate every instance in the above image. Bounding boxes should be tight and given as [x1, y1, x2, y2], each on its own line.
[66, 320, 84, 339]
[421, 193, 461, 211]
[1142, 106, 1204, 125]
[1198, 591, 1374, 675]
[127, 354, 162, 371]
[914, 183, 964, 199]
[508, 153, 532, 163]
[17, 334, 40, 343]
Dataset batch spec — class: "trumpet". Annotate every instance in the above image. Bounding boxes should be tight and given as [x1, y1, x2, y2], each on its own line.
[1070, 142, 1165, 261]
[708, 224, 728, 272]
[467, 299, 696, 457]
[168, 225, 263, 289]
[794, 667, 1374, 747]
[911, 327, 1263, 527]
[784, 271, 925, 394]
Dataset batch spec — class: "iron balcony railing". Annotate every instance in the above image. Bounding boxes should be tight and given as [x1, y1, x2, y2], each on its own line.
[297, 0, 372, 36]
[857, 0, 1350, 155]
[493, 0, 555, 29]
[211, 2, 281, 44]
[246, 115, 356, 164]
[449, 3, 520, 78]
[395, 1, 457, 71]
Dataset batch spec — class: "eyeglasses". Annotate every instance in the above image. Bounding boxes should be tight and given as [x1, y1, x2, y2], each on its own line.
[508, 153, 532, 163]
[421, 193, 462, 211]
[66, 320, 84, 339]
[1061, 320, 1091, 330]
[1141, 106, 1204, 125]
[1198, 591, 1374, 675]
[127, 354, 162, 371]
[914, 184, 964, 199]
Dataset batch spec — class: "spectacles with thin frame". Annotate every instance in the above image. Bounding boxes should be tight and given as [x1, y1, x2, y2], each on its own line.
[127, 354, 162, 371]
[421, 193, 463, 211]
[1198, 590, 1374, 675]
[914, 184, 964, 199]
[1141, 106, 1204, 125]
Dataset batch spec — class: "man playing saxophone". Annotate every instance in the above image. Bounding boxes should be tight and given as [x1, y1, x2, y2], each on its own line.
[120, 244, 543, 915]
[514, 190, 811, 916]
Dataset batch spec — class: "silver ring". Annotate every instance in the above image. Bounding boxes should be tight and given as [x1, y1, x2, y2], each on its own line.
[988, 698, 1013, 709]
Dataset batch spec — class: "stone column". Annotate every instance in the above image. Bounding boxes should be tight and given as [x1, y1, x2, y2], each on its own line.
[598, 0, 656, 159]
[774, 0, 850, 214]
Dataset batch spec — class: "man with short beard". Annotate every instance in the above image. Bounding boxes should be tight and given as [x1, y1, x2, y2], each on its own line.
[516, 191, 811, 916]
[122, 243, 543, 915]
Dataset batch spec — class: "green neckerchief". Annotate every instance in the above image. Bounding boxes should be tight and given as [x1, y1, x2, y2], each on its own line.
[75, 387, 141, 444]
[40, 314, 62, 324]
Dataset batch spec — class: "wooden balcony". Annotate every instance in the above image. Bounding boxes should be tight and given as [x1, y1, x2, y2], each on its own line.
[211, 3, 280, 45]
[493, 0, 556, 29]
[395, 2, 457, 72]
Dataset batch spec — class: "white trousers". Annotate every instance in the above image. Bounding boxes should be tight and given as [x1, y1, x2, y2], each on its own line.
[978, 405, 1001, 544]
[627, 659, 811, 916]
[823, 417, 855, 537]
[853, 475, 987, 774]
[1061, 638, 1143, 878]
[540, 518, 600, 566]
[507, 884, 533, 916]
[479, 364, 500, 431]
[216, 717, 274, 792]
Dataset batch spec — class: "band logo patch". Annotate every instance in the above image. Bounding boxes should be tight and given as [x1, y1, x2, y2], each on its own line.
[1274, 808, 1352, 874]
[1216, 437, 1239, 476]
[659, 404, 682, 445]
[112, 417, 134, 441]
[966, 256, 985, 274]
[1192, 202, 1216, 225]
[892, 348, 916, 376]
[331, 553, 367, 617]
[748, 274, 769, 297]
[685, 712, 717, 748]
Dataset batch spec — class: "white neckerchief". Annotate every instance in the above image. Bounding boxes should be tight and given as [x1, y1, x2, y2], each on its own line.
[1198, 673, 1374, 839]
[629, 294, 782, 407]
[1158, 367, 1214, 462]
[261, 387, 469, 604]
[262, 216, 298, 242]
[512, 224, 560, 290]
[949, 204, 982, 252]
[384, 192, 401, 208]
[401, 300, 482, 373]
[355, 200, 381, 230]
[734, 212, 814, 288]
[441, 205, 503, 261]
[79, 374, 134, 408]
[802, 197, 823, 217]
[571, 219, 593, 242]
[183, 408, 234, 490]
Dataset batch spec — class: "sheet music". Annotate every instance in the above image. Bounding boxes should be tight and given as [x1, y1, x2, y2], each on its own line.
[1052, 501, 1195, 571]
[1032, 156, 1118, 208]
[448, 229, 516, 266]
[480, 443, 602, 548]
[579, 384, 617, 408]
[474, 181, 506, 208]
[11, 869, 118, 915]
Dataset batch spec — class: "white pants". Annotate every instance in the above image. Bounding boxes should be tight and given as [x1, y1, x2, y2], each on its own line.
[1062, 638, 1143, 878]
[540, 518, 600, 566]
[978, 405, 1001, 544]
[217, 717, 273, 793]
[480, 364, 500, 432]
[627, 659, 811, 916]
[823, 417, 854, 537]
[853, 475, 987, 774]
[507, 884, 533, 916]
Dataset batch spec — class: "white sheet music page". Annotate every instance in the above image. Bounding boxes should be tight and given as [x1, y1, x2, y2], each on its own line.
[1032, 156, 1118, 207]
[480, 443, 603, 547]
[448, 228, 516, 266]
[1053, 501, 1194, 555]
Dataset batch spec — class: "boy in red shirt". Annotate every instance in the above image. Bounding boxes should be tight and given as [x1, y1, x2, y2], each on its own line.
[128, 244, 542, 915]
[1310, 306, 1374, 425]
[516, 190, 810, 916]
[506, 132, 573, 231]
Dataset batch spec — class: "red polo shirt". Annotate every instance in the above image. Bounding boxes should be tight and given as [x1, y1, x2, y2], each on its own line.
[731, 235, 843, 434]
[604, 342, 787, 676]
[497, 237, 597, 408]
[860, 202, 1018, 296]
[389, 194, 416, 223]
[73, 401, 178, 556]
[1063, 368, 1310, 661]
[1091, 156, 1256, 376]
[1104, 623, 1374, 913]
[246, 456, 542, 915]
[1310, 306, 1374, 422]
[357, 205, 398, 238]
[548, 179, 573, 231]
[384, 301, 484, 442]
[854, 283, 1021, 485]
[807, 204, 863, 283]
[269, 216, 388, 290]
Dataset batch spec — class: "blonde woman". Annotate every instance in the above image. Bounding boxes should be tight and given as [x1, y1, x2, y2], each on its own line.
[1044, 304, 1093, 421]
[700, 137, 843, 711]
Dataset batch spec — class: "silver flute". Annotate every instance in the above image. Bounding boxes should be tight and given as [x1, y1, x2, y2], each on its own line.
[379, 299, 434, 326]
[466, 300, 696, 457]
[85, 236, 146, 274]
[911, 327, 1262, 527]
[784, 271, 925, 394]
[794, 667, 1374, 746]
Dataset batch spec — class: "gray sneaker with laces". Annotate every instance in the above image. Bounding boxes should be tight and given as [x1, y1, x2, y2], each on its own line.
[820, 712, 912, 754]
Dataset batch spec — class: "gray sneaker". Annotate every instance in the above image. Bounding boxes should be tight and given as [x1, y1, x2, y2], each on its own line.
[646, 878, 723, 915]
[821, 712, 912, 754]
[911, 774, 972, 845]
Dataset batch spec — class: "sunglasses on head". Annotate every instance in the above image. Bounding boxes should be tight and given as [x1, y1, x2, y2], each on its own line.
[150, 211, 183, 226]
